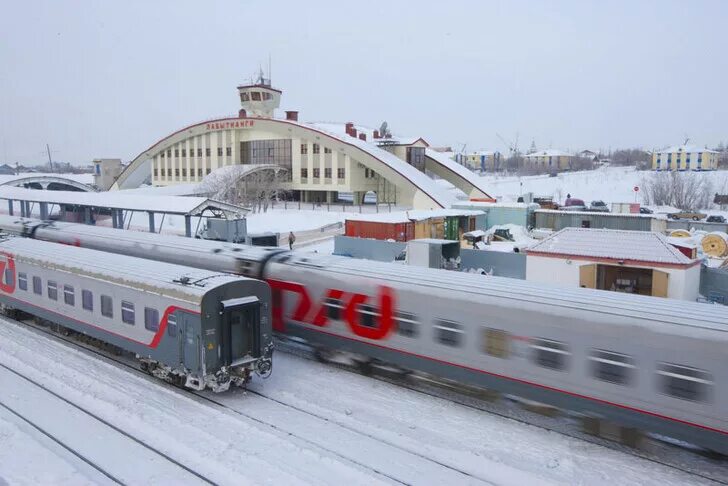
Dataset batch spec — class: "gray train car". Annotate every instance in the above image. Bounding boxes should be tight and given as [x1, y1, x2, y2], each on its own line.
[0, 237, 272, 392]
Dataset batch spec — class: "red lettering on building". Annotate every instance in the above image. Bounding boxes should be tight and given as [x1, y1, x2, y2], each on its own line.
[205, 120, 254, 131]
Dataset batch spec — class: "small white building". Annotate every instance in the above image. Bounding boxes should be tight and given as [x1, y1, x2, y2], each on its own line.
[525, 227, 701, 300]
[93, 158, 123, 190]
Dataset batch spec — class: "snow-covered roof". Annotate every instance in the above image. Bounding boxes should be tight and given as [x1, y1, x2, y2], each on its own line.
[0, 236, 248, 302]
[308, 122, 427, 146]
[535, 208, 653, 218]
[655, 144, 718, 155]
[119, 183, 204, 196]
[424, 149, 494, 198]
[453, 201, 530, 209]
[346, 209, 483, 223]
[303, 123, 454, 208]
[0, 186, 246, 216]
[527, 227, 695, 265]
[524, 149, 573, 158]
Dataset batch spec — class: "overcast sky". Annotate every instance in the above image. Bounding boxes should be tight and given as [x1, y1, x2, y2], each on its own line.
[1, 0, 726, 165]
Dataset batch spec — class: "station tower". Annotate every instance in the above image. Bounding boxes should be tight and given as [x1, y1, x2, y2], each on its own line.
[236, 69, 281, 118]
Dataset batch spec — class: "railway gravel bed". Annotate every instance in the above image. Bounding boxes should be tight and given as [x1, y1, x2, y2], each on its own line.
[0, 319, 398, 485]
[3, 317, 723, 485]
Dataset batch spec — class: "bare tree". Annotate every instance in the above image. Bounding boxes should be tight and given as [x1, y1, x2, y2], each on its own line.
[611, 148, 650, 166]
[198, 166, 285, 213]
[640, 171, 715, 210]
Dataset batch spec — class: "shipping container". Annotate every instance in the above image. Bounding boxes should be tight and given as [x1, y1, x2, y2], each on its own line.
[344, 220, 414, 242]
[534, 210, 653, 232]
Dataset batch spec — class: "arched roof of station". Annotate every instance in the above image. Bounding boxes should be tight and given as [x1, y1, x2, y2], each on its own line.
[112, 117, 456, 208]
[0, 176, 97, 192]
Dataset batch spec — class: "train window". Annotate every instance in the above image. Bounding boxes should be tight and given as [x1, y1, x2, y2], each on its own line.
[589, 349, 634, 385]
[358, 304, 380, 328]
[100, 295, 113, 318]
[121, 301, 135, 325]
[167, 314, 178, 337]
[395, 312, 418, 338]
[82, 290, 93, 311]
[325, 298, 342, 320]
[63, 285, 75, 306]
[32, 276, 41, 295]
[144, 308, 159, 332]
[435, 320, 463, 347]
[531, 338, 569, 371]
[47, 281, 58, 301]
[18, 273, 27, 291]
[657, 363, 713, 402]
[3, 268, 10, 286]
[483, 328, 510, 358]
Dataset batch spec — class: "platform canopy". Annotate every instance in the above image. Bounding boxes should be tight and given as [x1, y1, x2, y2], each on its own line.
[0, 186, 247, 218]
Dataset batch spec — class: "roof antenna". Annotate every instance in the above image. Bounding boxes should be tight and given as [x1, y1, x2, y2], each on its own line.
[268, 53, 272, 83]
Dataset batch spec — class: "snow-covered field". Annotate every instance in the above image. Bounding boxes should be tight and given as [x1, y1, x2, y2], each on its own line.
[476, 166, 728, 209]
[0, 319, 718, 485]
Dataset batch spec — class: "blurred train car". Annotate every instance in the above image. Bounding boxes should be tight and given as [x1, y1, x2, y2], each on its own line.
[0, 216, 726, 453]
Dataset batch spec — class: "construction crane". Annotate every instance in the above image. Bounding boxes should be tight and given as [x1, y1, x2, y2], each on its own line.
[496, 132, 520, 157]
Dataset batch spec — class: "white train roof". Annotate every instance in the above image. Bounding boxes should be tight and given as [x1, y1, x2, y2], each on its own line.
[9, 218, 280, 262]
[0, 237, 249, 303]
[280, 253, 728, 336]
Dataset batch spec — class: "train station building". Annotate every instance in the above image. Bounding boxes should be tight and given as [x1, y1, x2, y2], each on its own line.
[112, 75, 492, 209]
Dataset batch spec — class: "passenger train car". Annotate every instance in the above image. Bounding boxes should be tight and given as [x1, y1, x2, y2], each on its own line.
[0, 216, 726, 453]
[0, 236, 272, 392]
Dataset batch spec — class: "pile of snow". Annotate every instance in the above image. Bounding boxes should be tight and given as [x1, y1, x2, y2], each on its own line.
[483, 224, 538, 253]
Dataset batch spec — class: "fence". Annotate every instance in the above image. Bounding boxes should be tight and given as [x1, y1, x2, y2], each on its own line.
[699, 266, 728, 305]
[270, 200, 400, 213]
[333, 235, 527, 278]
[334, 236, 405, 261]
[666, 220, 728, 233]
[460, 249, 526, 279]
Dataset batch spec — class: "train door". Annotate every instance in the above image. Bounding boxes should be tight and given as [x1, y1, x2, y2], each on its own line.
[221, 297, 260, 366]
[181, 316, 199, 372]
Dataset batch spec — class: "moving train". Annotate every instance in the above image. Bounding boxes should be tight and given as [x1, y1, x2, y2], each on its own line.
[0, 235, 273, 392]
[0, 216, 726, 454]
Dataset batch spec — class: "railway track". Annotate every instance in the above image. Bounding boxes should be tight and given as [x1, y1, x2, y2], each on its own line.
[0, 361, 215, 485]
[7, 316, 727, 484]
[5, 317, 493, 485]
[275, 338, 728, 485]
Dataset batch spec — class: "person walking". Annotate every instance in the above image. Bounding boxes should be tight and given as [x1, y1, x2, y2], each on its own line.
[288, 231, 296, 250]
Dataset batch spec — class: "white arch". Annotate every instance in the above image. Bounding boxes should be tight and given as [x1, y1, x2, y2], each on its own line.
[0, 176, 98, 192]
[113, 117, 455, 208]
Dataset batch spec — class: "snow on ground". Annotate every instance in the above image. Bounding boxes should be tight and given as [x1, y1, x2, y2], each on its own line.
[0, 408, 101, 485]
[0, 319, 715, 485]
[476, 166, 728, 209]
[245, 209, 351, 234]
[0, 320, 389, 485]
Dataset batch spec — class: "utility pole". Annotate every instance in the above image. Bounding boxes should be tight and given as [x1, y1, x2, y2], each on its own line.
[46, 144, 53, 172]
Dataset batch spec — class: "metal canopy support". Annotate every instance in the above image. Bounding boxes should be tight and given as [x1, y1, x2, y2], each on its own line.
[148, 211, 155, 233]
[83, 207, 92, 225]
[185, 215, 192, 237]
[7, 200, 13, 216]
[39, 202, 48, 220]
[111, 210, 118, 228]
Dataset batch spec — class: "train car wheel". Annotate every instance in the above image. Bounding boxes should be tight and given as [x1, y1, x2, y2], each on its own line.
[356, 359, 373, 376]
[313, 347, 333, 363]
